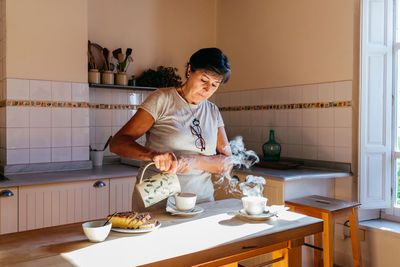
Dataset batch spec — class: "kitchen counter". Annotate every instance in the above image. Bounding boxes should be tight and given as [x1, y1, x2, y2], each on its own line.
[0, 199, 323, 267]
[0, 164, 139, 188]
[234, 166, 352, 181]
[0, 162, 351, 189]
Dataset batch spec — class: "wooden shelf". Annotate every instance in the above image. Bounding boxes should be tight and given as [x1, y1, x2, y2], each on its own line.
[89, 83, 157, 91]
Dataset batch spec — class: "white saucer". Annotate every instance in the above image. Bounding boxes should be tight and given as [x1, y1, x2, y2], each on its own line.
[166, 197, 204, 216]
[237, 206, 290, 221]
[237, 209, 274, 221]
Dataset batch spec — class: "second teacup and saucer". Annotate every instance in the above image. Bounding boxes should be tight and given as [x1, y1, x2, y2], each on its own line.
[166, 193, 204, 216]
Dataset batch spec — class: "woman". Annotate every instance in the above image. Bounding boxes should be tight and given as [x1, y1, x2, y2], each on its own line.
[110, 47, 232, 210]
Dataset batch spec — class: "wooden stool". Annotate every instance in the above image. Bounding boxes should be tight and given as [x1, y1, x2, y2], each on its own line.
[285, 195, 362, 267]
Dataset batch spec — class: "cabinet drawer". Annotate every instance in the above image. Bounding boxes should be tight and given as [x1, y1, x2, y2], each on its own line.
[0, 187, 18, 234]
[19, 180, 109, 231]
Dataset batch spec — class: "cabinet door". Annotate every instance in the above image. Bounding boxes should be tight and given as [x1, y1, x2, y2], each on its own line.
[19, 180, 109, 231]
[0, 187, 18, 234]
[109, 177, 136, 213]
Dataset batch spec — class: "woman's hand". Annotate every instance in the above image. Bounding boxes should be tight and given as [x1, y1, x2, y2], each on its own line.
[176, 156, 192, 174]
[152, 152, 178, 173]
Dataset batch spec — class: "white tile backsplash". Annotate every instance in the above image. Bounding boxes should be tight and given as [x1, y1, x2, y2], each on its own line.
[51, 108, 71, 128]
[112, 90, 128, 105]
[7, 149, 29, 164]
[7, 127, 29, 149]
[95, 126, 112, 144]
[334, 147, 352, 163]
[317, 146, 335, 161]
[6, 78, 29, 99]
[52, 128, 71, 147]
[301, 84, 319, 102]
[215, 80, 353, 163]
[95, 109, 112, 126]
[72, 83, 89, 102]
[30, 107, 51, 127]
[6, 107, 29, 127]
[302, 109, 318, 127]
[51, 81, 71, 101]
[2, 80, 353, 166]
[95, 88, 112, 104]
[318, 127, 334, 146]
[72, 127, 89, 147]
[30, 148, 51, 163]
[52, 147, 71, 162]
[317, 109, 334, 128]
[30, 127, 51, 148]
[334, 128, 352, 148]
[334, 107, 352, 128]
[72, 146, 89, 161]
[72, 108, 89, 127]
[30, 80, 51, 101]
[318, 82, 334, 102]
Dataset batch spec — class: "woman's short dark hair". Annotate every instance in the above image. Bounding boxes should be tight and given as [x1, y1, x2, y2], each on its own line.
[186, 47, 231, 84]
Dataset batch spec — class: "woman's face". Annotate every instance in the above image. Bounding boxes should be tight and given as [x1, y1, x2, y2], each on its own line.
[185, 68, 223, 104]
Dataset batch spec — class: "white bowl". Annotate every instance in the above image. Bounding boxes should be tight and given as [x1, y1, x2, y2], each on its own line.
[82, 220, 112, 242]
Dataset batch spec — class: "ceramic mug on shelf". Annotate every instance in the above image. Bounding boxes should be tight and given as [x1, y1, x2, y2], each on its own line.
[135, 162, 181, 208]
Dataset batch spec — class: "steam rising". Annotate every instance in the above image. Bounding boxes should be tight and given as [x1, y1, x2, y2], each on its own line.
[215, 136, 266, 197]
[229, 136, 259, 168]
[239, 175, 266, 197]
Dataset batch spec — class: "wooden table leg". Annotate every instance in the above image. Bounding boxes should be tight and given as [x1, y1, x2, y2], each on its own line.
[272, 238, 304, 267]
[349, 208, 362, 267]
[314, 233, 323, 267]
[322, 213, 333, 267]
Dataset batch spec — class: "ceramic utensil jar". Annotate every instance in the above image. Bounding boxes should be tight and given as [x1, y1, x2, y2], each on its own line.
[102, 70, 114, 85]
[88, 69, 100, 84]
[135, 162, 181, 208]
[115, 72, 128, 86]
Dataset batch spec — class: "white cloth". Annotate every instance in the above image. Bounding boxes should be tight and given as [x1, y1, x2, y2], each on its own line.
[138, 87, 224, 202]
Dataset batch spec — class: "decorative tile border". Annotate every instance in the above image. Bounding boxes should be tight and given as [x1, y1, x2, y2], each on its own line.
[89, 104, 139, 110]
[219, 101, 352, 112]
[1, 100, 140, 110]
[1, 100, 90, 108]
[1, 99, 352, 111]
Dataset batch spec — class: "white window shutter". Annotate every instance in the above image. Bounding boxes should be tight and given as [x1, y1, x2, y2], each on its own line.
[359, 0, 393, 209]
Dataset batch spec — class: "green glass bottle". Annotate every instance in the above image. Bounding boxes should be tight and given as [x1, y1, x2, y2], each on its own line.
[262, 130, 281, 161]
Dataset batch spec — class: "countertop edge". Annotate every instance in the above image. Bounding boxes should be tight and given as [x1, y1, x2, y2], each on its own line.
[0, 164, 139, 188]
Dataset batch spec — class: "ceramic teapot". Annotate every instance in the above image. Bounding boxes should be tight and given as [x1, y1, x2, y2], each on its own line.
[135, 162, 181, 208]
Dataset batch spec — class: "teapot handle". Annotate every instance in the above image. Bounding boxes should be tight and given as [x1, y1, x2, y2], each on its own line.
[138, 162, 155, 184]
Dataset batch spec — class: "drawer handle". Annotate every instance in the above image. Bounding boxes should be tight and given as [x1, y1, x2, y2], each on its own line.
[0, 189, 14, 197]
[93, 181, 106, 187]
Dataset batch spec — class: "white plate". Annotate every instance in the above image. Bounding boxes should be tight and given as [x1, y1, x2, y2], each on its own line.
[166, 197, 204, 216]
[237, 209, 274, 221]
[111, 221, 161, 233]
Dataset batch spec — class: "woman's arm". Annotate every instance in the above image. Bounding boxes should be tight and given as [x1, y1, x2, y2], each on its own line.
[181, 127, 233, 174]
[109, 108, 178, 172]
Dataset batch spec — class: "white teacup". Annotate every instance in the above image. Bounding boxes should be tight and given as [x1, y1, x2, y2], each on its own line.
[173, 193, 197, 211]
[242, 196, 268, 215]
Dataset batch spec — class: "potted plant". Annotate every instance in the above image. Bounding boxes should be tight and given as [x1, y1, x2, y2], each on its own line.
[136, 66, 182, 88]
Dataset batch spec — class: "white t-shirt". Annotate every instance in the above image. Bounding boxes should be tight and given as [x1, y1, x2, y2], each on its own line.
[138, 87, 224, 202]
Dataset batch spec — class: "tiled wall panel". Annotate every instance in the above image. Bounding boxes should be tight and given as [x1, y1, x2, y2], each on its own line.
[213, 81, 353, 163]
[4, 78, 89, 165]
[89, 88, 151, 156]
